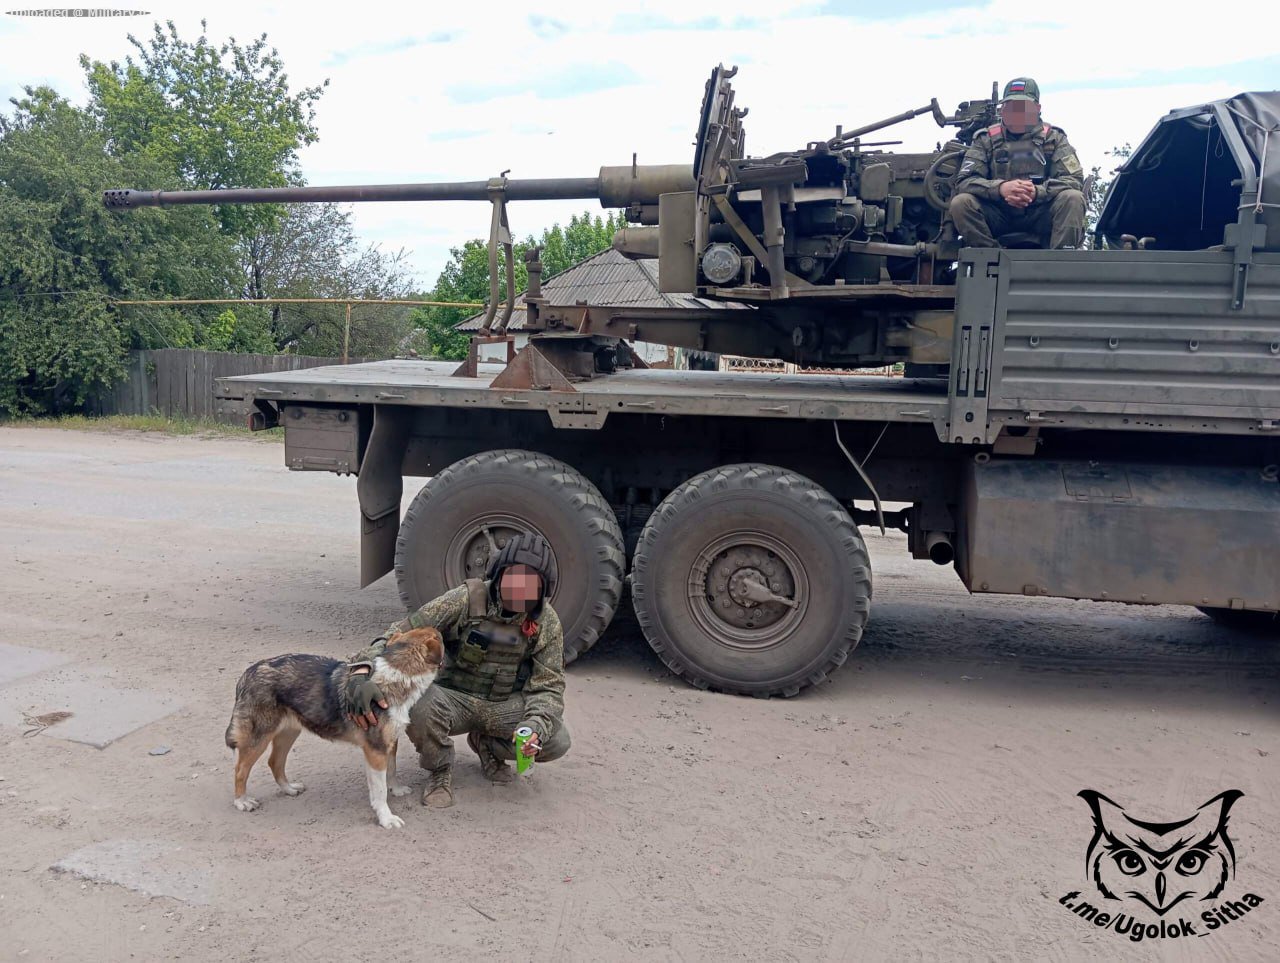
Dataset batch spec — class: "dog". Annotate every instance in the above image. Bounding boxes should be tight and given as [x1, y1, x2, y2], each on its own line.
[224, 627, 444, 828]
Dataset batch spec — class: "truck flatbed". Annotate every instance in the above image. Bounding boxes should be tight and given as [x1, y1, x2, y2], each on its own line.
[216, 360, 950, 429]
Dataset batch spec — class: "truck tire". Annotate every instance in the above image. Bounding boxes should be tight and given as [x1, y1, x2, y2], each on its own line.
[631, 464, 872, 696]
[1197, 606, 1280, 635]
[394, 450, 625, 663]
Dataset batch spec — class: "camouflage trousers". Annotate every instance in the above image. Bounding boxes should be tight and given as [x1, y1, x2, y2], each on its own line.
[950, 189, 1085, 249]
[404, 684, 571, 774]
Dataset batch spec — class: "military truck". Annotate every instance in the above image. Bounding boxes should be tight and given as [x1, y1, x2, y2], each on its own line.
[106, 70, 1280, 696]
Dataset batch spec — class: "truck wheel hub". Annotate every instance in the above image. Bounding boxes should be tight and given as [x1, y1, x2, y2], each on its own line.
[449, 515, 552, 582]
[692, 536, 806, 646]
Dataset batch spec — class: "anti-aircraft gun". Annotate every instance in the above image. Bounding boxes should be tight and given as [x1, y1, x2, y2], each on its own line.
[105, 65, 1000, 374]
[582, 66, 1000, 371]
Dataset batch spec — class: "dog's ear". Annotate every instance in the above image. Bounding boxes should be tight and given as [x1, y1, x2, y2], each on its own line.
[385, 627, 444, 668]
[389, 626, 443, 647]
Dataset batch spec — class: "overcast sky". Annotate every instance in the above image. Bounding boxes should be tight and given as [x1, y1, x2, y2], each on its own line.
[3, 0, 1276, 289]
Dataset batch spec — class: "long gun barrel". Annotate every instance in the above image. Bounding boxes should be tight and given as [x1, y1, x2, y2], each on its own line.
[104, 163, 694, 337]
[103, 164, 694, 211]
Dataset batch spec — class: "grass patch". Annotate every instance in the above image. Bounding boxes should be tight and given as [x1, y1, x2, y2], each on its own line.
[1, 412, 283, 440]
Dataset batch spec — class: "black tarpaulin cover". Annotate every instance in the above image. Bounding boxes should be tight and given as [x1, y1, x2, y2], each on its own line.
[1096, 92, 1280, 250]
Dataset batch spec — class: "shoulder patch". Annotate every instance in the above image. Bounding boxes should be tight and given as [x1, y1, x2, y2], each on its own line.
[987, 124, 1002, 139]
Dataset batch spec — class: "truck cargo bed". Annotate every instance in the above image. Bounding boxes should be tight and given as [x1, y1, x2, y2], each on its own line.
[216, 361, 951, 429]
[949, 249, 1280, 441]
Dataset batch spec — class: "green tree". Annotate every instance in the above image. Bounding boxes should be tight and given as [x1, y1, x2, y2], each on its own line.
[82, 19, 412, 356]
[237, 202, 414, 355]
[82, 19, 326, 240]
[410, 211, 626, 360]
[1, 20, 420, 415]
[0, 87, 237, 415]
[411, 239, 490, 359]
[199, 308, 274, 353]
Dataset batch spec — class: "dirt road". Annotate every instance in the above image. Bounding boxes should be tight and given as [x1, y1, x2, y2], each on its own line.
[1, 426, 1277, 961]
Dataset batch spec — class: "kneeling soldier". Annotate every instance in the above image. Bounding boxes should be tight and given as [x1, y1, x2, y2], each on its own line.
[346, 533, 568, 809]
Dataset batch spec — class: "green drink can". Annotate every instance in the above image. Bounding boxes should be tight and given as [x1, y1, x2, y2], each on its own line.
[513, 726, 535, 775]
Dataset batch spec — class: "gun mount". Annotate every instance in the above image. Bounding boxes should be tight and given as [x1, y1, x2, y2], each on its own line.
[105, 65, 1003, 372]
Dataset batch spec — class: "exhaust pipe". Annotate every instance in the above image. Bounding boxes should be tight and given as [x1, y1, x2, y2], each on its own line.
[925, 531, 954, 566]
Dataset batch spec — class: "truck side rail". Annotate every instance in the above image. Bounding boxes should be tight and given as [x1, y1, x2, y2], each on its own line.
[948, 249, 1280, 442]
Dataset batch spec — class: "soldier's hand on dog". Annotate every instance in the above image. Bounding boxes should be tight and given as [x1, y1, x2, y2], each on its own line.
[347, 671, 388, 729]
[999, 178, 1036, 209]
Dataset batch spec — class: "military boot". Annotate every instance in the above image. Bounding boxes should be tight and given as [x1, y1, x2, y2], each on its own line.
[468, 731, 514, 784]
[423, 766, 454, 809]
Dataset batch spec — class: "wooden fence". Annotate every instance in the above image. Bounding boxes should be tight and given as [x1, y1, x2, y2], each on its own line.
[89, 349, 360, 425]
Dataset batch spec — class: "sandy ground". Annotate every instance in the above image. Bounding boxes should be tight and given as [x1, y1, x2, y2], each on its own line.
[0, 425, 1277, 962]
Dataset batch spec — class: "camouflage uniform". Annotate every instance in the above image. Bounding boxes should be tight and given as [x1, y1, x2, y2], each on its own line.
[349, 583, 569, 776]
[950, 123, 1086, 249]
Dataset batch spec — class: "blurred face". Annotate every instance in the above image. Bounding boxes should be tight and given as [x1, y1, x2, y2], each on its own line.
[1000, 99, 1041, 135]
[499, 564, 542, 613]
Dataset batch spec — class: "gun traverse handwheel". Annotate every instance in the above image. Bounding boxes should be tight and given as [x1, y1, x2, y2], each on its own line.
[924, 148, 966, 212]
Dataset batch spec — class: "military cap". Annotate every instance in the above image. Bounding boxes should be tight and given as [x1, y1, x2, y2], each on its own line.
[1001, 78, 1040, 103]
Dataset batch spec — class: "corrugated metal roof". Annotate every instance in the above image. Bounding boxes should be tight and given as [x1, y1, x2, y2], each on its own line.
[455, 248, 740, 331]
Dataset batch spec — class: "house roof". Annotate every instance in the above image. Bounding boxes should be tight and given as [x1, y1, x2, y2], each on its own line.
[454, 247, 741, 332]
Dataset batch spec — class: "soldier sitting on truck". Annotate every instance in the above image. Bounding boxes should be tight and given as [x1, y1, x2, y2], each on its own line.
[344, 533, 569, 809]
[950, 77, 1086, 250]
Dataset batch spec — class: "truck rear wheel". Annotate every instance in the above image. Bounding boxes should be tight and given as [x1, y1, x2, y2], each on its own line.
[1197, 606, 1280, 635]
[631, 464, 872, 696]
[394, 450, 625, 662]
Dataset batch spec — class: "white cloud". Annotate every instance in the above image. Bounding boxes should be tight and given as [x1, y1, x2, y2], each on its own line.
[2, 0, 1275, 288]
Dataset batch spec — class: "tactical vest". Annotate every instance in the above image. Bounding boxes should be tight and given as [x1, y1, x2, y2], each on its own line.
[434, 578, 535, 701]
[988, 123, 1055, 183]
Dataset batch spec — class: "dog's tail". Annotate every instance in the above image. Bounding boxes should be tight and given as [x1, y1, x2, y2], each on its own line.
[224, 665, 255, 750]
[225, 700, 247, 749]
